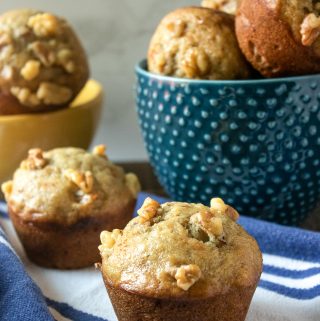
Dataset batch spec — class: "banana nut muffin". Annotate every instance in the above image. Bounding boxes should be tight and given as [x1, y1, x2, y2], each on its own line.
[148, 7, 253, 80]
[201, 0, 239, 15]
[236, 0, 320, 77]
[0, 9, 89, 115]
[99, 197, 262, 321]
[2, 146, 140, 269]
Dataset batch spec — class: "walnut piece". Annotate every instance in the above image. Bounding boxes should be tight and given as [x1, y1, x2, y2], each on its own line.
[0, 33, 11, 47]
[125, 173, 141, 198]
[190, 210, 224, 239]
[98, 229, 122, 255]
[57, 49, 75, 73]
[36, 82, 72, 105]
[137, 197, 161, 223]
[301, 13, 320, 46]
[210, 198, 228, 213]
[174, 264, 201, 291]
[226, 206, 239, 222]
[92, 144, 107, 157]
[21, 60, 41, 81]
[29, 41, 56, 66]
[28, 13, 60, 37]
[1, 65, 14, 80]
[10, 87, 40, 107]
[201, 0, 238, 14]
[1, 180, 13, 198]
[21, 148, 48, 170]
[64, 169, 94, 194]
[181, 48, 210, 78]
[166, 20, 186, 37]
[210, 197, 239, 221]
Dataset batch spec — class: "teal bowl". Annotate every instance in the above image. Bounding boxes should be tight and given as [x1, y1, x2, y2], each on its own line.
[135, 59, 320, 225]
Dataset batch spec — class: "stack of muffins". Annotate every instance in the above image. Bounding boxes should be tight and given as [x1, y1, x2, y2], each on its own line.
[148, 0, 320, 80]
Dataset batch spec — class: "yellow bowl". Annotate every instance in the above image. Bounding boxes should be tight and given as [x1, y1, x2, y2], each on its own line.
[0, 79, 103, 185]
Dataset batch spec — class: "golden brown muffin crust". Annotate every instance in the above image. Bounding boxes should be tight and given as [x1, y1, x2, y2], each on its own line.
[0, 9, 89, 114]
[236, 0, 320, 77]
[148, 7, 252, 80]
[2, 146, 140, 226]
[100, 198, 262, 299]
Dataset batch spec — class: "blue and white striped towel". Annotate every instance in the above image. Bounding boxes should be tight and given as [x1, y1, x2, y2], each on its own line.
[1, 192, 320, 321]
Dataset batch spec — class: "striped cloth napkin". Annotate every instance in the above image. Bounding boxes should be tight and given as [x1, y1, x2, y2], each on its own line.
[0, 192, 320, 321]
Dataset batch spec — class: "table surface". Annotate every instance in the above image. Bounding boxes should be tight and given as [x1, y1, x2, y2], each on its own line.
[120, 162, 320, 232]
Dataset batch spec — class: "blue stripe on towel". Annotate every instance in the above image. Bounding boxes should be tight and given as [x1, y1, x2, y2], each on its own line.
[259, 280, 320, 300]
[46, 298, 109, 321]
[0, 242, 54, 321]
[241, 217, 320, 263]
[264, 265, 320, 279]
[0, 203, 8, 219]
[0, 225, 7, 240]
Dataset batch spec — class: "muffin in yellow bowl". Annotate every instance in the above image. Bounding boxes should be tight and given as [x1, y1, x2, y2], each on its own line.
[0, 79, 103, 187]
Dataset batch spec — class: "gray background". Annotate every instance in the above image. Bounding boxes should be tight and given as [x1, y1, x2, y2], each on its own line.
[0, 0, 196, 161]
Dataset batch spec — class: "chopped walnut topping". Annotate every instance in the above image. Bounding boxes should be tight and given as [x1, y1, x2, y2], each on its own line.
[64, 169, 94, 194]
[10, 86, 40, 107]
[301, 13, 320, 46]
[137, 197, 161, 223]
[21, 148, 48, 170]
[166, 20, 186, 37]
[92, 144, 107, 157]
[14, 26, 30, 38]
[125, 173, 141, 198]
[29, 41, 56, 66]
[0, 45, 14, 60]
[36, 82, 72, 105]
[21, 60, 41, 81]
[1, 180, 13, 197]
[28, 13, 60, 37]
[210, 198, 239, 221]
[98, 229, 122, 255]
[190, 211, 224, 238]
[77, 192, 97, 205]
[1, 65, 14, 80]
[201, 0, 238, 13]
[0, 32, 11, 47]
[174, 264, 201, 291]
[181, 48, 210, 78]
[226, 206, 239, 222]
[57, 49, 75, 73]
[210, 198, 228, 214]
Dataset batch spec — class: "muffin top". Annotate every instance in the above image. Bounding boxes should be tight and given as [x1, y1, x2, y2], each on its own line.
[201, 0, 239, 15]
[0, 9, 89, 114]
[148, 7, 252, 80]
[100, 197, 262, 299]
[2, 146, 140, 225]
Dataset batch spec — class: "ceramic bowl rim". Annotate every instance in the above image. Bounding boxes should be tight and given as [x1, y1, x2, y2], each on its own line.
[136, 59, 320, 85]
[0, 79, 103, 123]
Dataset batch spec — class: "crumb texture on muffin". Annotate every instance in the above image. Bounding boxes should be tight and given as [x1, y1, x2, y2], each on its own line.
[100, 197, 262, 298]
[148, 7, 252, 80]
[0, 9, 89, 113]
[2, 146, 140, 225]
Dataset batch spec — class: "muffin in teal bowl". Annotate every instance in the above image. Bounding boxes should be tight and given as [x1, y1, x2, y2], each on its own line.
[135, 59, 320, 226]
